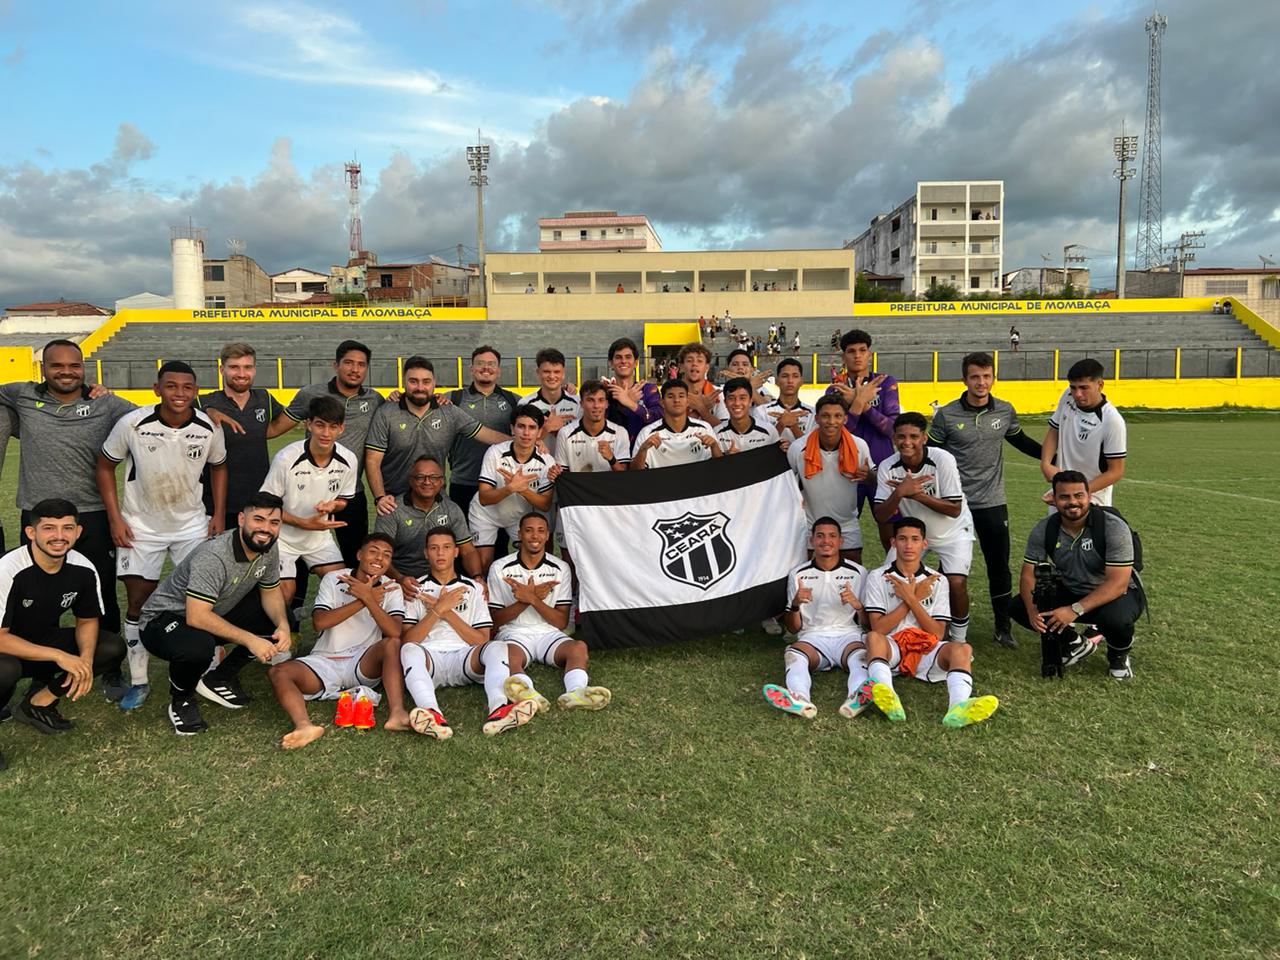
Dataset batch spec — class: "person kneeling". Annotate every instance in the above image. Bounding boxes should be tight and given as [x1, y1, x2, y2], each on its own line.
[268, 533, 404, 749]
[388, 527, 537, 739]
[861, 518, 999, 728]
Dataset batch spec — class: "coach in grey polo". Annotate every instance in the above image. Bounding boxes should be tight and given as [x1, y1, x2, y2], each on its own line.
[365, 397, 482, 498]
[374, 490, 474, 579]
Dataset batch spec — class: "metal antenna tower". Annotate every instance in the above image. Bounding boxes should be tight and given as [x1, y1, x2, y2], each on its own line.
[345, 159, 363, 265]
[1134, 11, 1167, 269]
[1112, 124, 1138, 297]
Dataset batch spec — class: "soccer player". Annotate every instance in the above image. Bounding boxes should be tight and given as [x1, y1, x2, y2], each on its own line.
[489, 513, 611, 712]
[632, 380, 723, 469]
[268, 533, 405, 749]
[828, 330, 901, 549]
[555, 380, 632, 476]
[755, 357, 814, 449]
[928, 352, 1043, 648]
[375, 455, 478, 587]
[447, 345, 522, 516]
[276, 340, 384, 566]
[678, 342, 727, 426]
[720, 348, 771, 405]
[366, 356, 508, 511]
[786, 395, 873, 562]
[762, 517, 873, 720]
[97, 361, 227, 710]
[861, 518, 999, 729]
[0, 340, 133, 692]
[390, 527, 537, 739]
[198, 342, 293, 531]
[0, 500, 124, 766]
[716, 377, 780, 454]
[138, 492, 291, 735]
[260, 395, 357, 607]
[469, 405, 559, 574]
[603, 337, 662, 441]
[1040, 358, 1127, 507]
[520, 348, 581, 459]
[1014, 471, 1144, 679]
[873, 412, 976, 642]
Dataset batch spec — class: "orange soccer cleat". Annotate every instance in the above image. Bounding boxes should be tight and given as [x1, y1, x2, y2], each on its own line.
[352, 694, 376, 731]
[334, 690, 356, 728]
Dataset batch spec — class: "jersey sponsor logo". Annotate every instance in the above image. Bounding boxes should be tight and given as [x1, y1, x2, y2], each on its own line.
[467, 402, 477, 409]
[653, 511, 737, 591]
[186, 443, 204, 460]
[256, 408, 267, 423]
[76, 404, 91, 417]
[398, 422, 407, 430]
[35, 401, 45, 408]
[296, 482, 307, 490]
[61, 591, 78, 608]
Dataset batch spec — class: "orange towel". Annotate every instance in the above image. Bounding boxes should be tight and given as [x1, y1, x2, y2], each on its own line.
[892, 626, 941, 677]
[803, 427, 860, 480]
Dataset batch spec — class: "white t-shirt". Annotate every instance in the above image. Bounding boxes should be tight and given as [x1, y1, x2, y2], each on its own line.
[786, 433, 874, 529]
[402, 574, 491, 652]
[261, 440, 359, 556]
[486, 552, 574, 639]
[874, 446, 973, 544]
[555, 418, 632, 472]
[634, 417, 717, 469]
[520, 388, 581, 459]
[716, 418, 779, 453]
[754, 399, 814, 441]
[100, 404, 226, 537]
[862, 561, 952, 633]
[1049, 391, 1127, 506]
[786, 558, 867, 637]
[310, 568, 405, 657]
[476, 442, 556, 529]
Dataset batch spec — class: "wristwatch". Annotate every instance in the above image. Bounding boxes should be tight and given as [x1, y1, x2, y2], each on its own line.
[1070, 601, 1085, 617]
[606, 456, 617, 465]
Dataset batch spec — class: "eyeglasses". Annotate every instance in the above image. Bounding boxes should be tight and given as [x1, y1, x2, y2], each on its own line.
[410, 474, 444, 483]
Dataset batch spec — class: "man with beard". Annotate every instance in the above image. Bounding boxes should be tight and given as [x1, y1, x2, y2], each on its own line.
[447, 346, 522, 516]
[603, 337, 662, 442]
[138, 492, 291, 735]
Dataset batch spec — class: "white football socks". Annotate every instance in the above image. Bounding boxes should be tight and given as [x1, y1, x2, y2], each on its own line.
[845, 648, 869, 696]
[124, 618, 148, 687]
[399, 644, 438, 711]
[479, 642, 511, 712]
[783, 647, 812, 702]
[946, 669, 973, 708]
[868, 657, 894, 691]
[563, 668, 588, 693]
[950, 615, 970, 642]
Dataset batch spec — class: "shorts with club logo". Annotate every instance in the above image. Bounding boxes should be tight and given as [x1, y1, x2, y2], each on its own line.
[298, 640, 381, 700]
[498, 627, 571, 666]
[117, 530, 204, 580]
[278, 538, 344, 579]
[422, 643, 487, 687]
[886, 530, 974, 577]
[793, 631, 865, 671]
[466, 501, 520, 549]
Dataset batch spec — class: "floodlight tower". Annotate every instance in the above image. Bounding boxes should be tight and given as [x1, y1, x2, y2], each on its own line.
[1134, 11, 1167, 270]
[345, 159, 363, 265]
[467, 131, 490, 307]
[1113, 128, 1139, 297]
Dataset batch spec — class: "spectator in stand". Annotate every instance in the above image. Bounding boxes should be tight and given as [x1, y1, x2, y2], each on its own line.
[1009, 325, 1021, 353]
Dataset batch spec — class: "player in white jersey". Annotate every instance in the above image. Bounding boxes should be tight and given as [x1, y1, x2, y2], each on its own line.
[520, 348, 581, 459]
[631, 379, 723, 469]
[490, 513, 611, 713]
[762, 517, 875, 720]
[716, 377, 780, 454]
[721, 348, 772, 406]
[388, 527, 537, 739]
[873, 412, 975, 642]
[96, 361, 227, 709]
[469, 405, 559, 574]
[1040, 358, 1127, 508]
[554, 379, 630, 573]
[260, 395, 358, 605]
[786, 395, 874, 561]
[755, 357, 814, 449]
[860, 518, 998, 728]
[267, 533, 404, 749]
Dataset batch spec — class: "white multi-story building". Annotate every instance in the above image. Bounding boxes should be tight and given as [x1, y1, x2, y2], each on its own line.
[538, 211, 662, 252]
[270, 267, 330, 302]
[846, 181, 1003, 296]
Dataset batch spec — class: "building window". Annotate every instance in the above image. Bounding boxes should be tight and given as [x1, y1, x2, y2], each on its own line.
[600, 229, 607, 238]
[301, 281, 326, 293]
[626, 228, 635, 237]
[890, 248, 900, 264]
[929, 275, 937, 286]
[1204, 279, 1249, 294]
[891, 216, 901, 232]
[970, 242, 981, 254]
[203, 265, 225, 282]
[580, 229, 588, 240]
[273, 282, 298, 293]
[930, 208, 937, 221]
[970, 276, 980, 289]
[553, 230, 562, 241]
[380, 274, 393, 288]
[204, 295, 226, 308]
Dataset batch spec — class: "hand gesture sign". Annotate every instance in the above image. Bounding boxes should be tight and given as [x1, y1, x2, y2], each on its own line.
[341, 574, 388, 606]
[793, 580, 813, 607]
[431, 586, 468, 617]
[885, 572, 917, 604]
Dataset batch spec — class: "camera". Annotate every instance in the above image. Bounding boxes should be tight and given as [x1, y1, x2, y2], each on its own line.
[1033, 562, 1072, 678]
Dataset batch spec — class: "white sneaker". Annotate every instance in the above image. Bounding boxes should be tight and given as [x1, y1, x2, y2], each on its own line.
[1108, 656, 1133, 680]
[761, 618, 782, 636]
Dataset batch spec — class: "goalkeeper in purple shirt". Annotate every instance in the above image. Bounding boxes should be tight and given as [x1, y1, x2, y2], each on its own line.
[827, 329, 900, 550]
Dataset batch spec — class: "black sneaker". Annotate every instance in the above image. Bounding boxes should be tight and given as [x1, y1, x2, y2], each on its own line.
[14, 698, 74, 735]
[196, 673, 250, 709]
[167, 696, 208, 735]
[102, 671, 128, 703]
[1062, 630, 1100, 667]
[993, 629, 1018, 650]
[0, 704, 10, 723]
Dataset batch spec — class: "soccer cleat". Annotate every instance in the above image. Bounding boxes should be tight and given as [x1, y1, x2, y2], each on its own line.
[409, 707, 452, 740]
[762, 683, 817, 719]
[942, 695, 1000, 729]
[102, 671, 128, 702]
[504, 676, 551, 714]
[13, 698, 73, 734]
[196, 674, 250, 710]
[482, 699, 538, 736]
[119, 683, 151, 711]
[1109, 656, 1133, 680]
[167, 697, 208, 736]
[557, 686, 612, 711]
[870, 682, 906, 722]
[839, 679, 877, 719]
[761, 618, 783, 636]
[333, 691, 356, 728]
[993, 629, 1018, 650]
[352, 694, 376, 731]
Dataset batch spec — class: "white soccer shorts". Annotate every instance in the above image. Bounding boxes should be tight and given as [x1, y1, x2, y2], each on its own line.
[886, 632, 948, 683]
[791, 631, 865, 672]
[422, 644, 485, 687]
[298, 642, 381, 700]
[467, 500, 519, 549]
[499, 627, 571, 667]
[117, 531, 203, 580]
[278, 539, 344, 579]
[884, 532, 974, 576]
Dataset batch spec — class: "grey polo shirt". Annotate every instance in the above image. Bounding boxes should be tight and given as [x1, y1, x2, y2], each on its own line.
[1023, 509, 1135, 596]
[373, 492, 472, 578]
[140, 529, 281, 629]
[446, 383, 520, 486]
[285, 378, 384, 481]
[365, 397, 481, 497]
[928, 393, 1024, 509]
[199, 387, 282, 516]
[0, 382, 135, 512]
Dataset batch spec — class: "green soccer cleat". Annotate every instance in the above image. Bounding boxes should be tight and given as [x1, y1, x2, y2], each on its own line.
[839, 679, 877, 719]
[503, 676, 551, 714]
[942, 695, 1000, 729]
[762, 683, 817, 719]
[870, 682, 906, 722]
[557, 686, 612, 711]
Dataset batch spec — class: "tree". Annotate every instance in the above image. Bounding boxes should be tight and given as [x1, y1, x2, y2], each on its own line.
[924, 280, 961, 301]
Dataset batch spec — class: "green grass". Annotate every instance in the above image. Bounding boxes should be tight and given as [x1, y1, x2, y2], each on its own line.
[2, 417, 1279, 959]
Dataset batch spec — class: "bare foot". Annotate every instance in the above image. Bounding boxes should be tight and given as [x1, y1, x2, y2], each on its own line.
[281, 724, 326, 749]
[384, 712, 412, 732]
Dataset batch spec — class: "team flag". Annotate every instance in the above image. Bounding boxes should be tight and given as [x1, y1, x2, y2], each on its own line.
[557, 447, 807, 648]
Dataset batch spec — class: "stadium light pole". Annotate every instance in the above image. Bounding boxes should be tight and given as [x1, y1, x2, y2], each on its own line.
[467, 132, 490, 308]
[1113, 130, 1139, 299]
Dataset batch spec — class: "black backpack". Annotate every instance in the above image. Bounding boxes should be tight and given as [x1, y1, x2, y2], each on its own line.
[1043, 505, 1143, 573]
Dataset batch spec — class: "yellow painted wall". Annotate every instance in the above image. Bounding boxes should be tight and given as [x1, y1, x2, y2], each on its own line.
[0, 347, 35, 383]
[852, 297, 1216, 316]
[1232, 298, 1280, 350]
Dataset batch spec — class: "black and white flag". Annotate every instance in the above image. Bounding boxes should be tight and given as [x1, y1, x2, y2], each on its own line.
[557, 447, 807, 648]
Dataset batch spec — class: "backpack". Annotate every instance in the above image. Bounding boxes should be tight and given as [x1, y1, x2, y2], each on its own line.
[1043, 505, 1143, 573]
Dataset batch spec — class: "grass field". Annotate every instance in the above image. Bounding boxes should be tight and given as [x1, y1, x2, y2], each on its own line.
[2, 415, 1278, 959]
